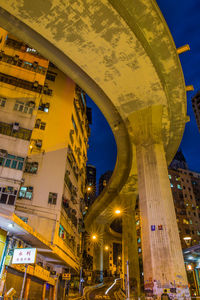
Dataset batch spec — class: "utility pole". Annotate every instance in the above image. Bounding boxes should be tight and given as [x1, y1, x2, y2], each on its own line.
[126, 260, 130, 300]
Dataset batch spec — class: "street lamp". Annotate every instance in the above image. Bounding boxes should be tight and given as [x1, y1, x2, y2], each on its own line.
[92, 234, 97, 241]
[105, 245, 109, 251]
[115, 209, 121, 215]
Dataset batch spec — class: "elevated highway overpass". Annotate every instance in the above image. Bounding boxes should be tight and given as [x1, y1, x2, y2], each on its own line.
[0, 0, 190, 298]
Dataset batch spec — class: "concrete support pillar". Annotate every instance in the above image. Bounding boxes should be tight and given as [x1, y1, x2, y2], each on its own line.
[93, 240, 103, 283]
[122, 194, 140, 298]
[52, 283, 56, 300]
[136, 142, 190, 298]
[42, 282, 46, 300]
[49, 285, 52, 300]
[24, 276, 31, 300]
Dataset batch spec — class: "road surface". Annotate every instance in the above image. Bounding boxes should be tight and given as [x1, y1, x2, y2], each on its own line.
[84, 278, 122, 299]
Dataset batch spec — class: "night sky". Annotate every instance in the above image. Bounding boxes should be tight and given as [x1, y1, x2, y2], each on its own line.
[87, 0, 200, 183]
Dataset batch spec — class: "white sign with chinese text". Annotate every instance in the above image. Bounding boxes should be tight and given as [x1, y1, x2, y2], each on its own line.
[12, 248, 37, 264]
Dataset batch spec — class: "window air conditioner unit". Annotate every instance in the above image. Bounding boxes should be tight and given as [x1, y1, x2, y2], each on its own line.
[33, 61, 38, 67]
[27, 101, 35, 108]
[27, 186, 33, 192]
[13, 122, 19, 131]
[13, 55, 19, 61]
[5, 186, 14, 193]
[33, 81, 39, 88]
[0, 149, 8, 157]
[0, 51, 4, 59]
[45, 102, 50, 108]
[35, 139, 42, 148]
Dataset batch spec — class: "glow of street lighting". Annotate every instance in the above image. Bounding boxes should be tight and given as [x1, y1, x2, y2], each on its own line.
[115, 209, 121, 215]
[105, 246, 109, 251]
[118, 256, 121, 260]
[92, 234, 97, 240]
[87, 186, 91, 192]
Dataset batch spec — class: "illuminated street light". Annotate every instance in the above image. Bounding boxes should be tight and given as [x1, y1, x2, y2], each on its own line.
[105, 245, 109, 251]
[87, 186, 92, 192]
[92, 234, 97, 241]
[187, 264, 193, 271]
[115, 209, 121, 215]
[118, 256, 121, 260]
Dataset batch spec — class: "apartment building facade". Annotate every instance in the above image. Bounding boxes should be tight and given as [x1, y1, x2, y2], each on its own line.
[0, 27, 89, 298]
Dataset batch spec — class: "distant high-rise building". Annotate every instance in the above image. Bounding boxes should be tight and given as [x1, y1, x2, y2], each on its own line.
[169, 150, 188, 170]
[168, 151, 200, 248]
[98, 170, 113, 195]
[192, 91, 200, 132]
[86, 164, 96, 206]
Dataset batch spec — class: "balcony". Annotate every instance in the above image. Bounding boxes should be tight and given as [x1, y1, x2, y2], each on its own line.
[0, 122, 32, 140]
[0, 51, 47, 74]
[5, 38, 45, 59]
[0, 72, 42, 93]
[0, 72, 52, 95]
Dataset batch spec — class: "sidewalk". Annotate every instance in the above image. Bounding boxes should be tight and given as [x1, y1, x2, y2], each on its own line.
[65, 290, 83, 299]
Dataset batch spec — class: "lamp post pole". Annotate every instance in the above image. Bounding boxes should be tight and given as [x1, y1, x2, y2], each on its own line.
[126, 260, 130, 300]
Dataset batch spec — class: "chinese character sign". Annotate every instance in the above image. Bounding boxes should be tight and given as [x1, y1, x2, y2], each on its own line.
[12, 248, 37, 264]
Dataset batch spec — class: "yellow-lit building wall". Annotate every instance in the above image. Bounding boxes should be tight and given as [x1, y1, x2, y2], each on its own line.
[0, 229, 7, 261]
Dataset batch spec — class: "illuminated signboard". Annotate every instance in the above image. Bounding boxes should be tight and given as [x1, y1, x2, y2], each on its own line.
[12, 248, 37, 264]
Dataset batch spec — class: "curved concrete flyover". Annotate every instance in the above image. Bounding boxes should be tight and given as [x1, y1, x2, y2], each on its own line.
[0, 0, 187, 227]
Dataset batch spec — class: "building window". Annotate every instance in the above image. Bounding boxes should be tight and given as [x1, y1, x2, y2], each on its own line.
[38, 102, 50, 112]
[72, 115, 78, 135]
[177, 184, 182, 190]
[79, 137, 82, 147]
[18, 186, 33, 200]
[189, 220, 193, 224]
[48, 192, 57, 205]
[19, 216, 28, 223]
[183, 219, 189, 224]
[170, 183, 173, 188]
[0, 186, 17, 205]
[13, 100, 33, 114]
[168, 175, 171, 179]
[24, 162, 38, 174]
[46, 71, 56, 82]
[0, 153, 24, 170]
[35, 119, 46, 130]
[0, 97, 6, 107]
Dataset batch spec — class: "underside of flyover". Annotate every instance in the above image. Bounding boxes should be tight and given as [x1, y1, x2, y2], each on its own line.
[0, 0, 190, 298]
